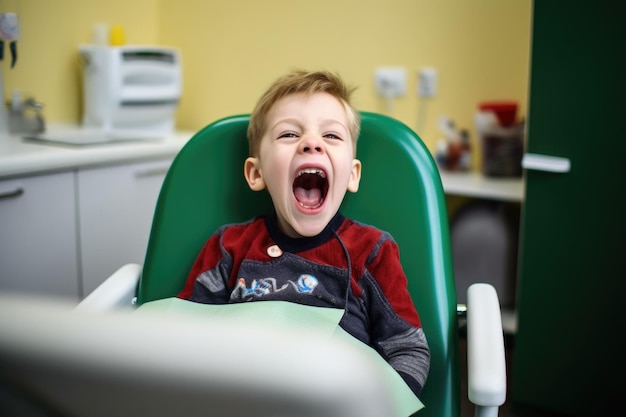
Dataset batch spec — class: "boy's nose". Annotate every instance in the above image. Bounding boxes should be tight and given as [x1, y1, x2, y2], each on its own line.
[299, 135, 323, 153]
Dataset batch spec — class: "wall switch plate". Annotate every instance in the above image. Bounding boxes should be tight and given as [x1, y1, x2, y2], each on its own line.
[375, 67, 407, 97]
[418, 67, 437, 98]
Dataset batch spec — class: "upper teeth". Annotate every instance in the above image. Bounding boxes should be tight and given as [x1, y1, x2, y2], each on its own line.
[297, 169, 326, 178]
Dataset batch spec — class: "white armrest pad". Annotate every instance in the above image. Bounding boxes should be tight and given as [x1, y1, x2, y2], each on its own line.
[76, 264, 141, 311]
[466, 283, 507, 407]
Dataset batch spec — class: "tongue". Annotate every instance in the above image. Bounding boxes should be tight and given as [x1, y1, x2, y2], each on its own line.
[294, 186, 322, 207]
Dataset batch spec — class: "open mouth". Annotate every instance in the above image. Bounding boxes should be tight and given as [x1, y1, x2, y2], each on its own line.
[293, 168, 328, 209]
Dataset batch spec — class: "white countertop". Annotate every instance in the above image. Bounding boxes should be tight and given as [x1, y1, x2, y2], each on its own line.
[438, 170, 524, 202]
[0, 126, 195, 179]
[1, 125, 524, 202]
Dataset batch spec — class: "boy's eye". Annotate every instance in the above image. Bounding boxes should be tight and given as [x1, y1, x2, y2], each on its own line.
[324, 133, 342, 140]
[278, 132, 298, 139]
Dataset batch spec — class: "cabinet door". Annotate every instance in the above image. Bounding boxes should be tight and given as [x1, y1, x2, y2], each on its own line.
[77, 159, 172, 296]
[511, 1, 625, 415]
[0, 172, 80, 299]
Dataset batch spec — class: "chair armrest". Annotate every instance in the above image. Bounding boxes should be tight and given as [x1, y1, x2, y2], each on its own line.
[466, 283, 507, 417]
[75, 264, 141, 311]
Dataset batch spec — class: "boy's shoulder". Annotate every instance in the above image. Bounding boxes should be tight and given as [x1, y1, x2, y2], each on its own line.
[339, 217, 396, 245]
[215, 216, 266, 235]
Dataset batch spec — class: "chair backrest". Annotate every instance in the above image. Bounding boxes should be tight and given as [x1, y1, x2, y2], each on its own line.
[138, 112, 459, 417]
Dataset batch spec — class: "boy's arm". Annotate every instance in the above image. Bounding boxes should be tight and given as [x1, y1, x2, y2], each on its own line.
[364, 237, 430, 397]
[177, 232, 232, 303]
[377, 326, 430, 397]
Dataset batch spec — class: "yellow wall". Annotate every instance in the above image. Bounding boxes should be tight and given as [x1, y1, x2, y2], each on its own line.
[1, 0, 531, 166]
[0, 0, 159, 125]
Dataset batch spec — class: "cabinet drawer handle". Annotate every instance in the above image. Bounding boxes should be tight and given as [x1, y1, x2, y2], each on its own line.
[0, 187, 24, 200]
[522, 153, 571, 173]
[134, 166, 170, 178]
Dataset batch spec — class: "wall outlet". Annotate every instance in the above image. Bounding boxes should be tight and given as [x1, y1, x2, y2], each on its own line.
[375, 67, 407, 97]
[418, 67, 437, 98]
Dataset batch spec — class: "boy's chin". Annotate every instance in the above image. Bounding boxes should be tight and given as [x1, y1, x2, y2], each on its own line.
[291, 226, 324, 238]
[289, 217, 332, 238]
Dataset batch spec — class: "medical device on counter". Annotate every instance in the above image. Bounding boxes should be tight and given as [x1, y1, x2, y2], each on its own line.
[0, 12, 20, 135]
[79, 45, 181, 139]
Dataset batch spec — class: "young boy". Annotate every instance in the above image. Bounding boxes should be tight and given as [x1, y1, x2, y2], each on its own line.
[177, 70, 430, 397]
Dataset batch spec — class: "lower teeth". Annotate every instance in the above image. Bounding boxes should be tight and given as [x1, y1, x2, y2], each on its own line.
[298, 200, 323, 209]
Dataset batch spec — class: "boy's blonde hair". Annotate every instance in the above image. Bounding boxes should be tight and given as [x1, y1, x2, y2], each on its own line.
[247, 70, 361, 157]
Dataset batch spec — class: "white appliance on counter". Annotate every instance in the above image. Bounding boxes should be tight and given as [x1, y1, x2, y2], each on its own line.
[79, 45, 182, 139]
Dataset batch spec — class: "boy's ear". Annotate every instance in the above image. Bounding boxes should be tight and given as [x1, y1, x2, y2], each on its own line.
[347, 159, 362, 193]
[244, 157, 266, 191]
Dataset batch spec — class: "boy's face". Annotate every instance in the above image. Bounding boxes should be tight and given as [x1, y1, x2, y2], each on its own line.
[244, 92, 361, 238]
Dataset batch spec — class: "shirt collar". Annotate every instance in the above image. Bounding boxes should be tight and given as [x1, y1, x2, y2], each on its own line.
[265, 212, 345, 253]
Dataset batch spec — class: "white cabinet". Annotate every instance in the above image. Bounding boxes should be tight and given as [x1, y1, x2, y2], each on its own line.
[0, 172, 80, 299]
[0, 129, 189, 300]
[77, 159, 172, 296]
[0, 158, 173, 300]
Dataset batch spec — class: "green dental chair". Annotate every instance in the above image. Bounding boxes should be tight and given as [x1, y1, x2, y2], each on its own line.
[76, 112, 506, 417]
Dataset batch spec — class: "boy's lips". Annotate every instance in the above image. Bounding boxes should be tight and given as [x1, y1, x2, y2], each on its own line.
[293, 167, 328, 210]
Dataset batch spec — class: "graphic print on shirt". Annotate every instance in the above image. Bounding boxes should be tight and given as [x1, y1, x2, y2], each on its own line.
[229, 274, 319, 302]
[227, 254, 349, 308]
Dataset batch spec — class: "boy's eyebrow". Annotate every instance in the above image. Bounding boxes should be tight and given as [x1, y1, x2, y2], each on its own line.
[320, 118, 349, 129]
[318, 120, 351, 138]
[270, 118, 349, 132]
[270, 118, 301, 128]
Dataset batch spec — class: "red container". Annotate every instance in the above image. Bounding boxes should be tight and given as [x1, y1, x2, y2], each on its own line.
[478, 101, 518, 127]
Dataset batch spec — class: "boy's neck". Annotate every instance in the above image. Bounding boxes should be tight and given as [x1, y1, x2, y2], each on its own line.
[265, 212, 345, 253]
